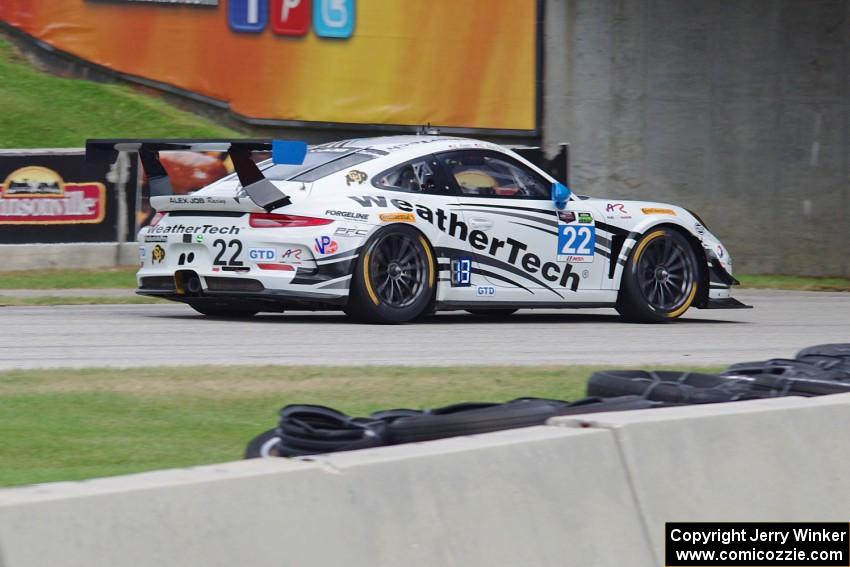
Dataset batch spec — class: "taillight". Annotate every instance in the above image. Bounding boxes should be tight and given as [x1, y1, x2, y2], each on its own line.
[249, 213, 333, 228]
[149, 212, 166, 227]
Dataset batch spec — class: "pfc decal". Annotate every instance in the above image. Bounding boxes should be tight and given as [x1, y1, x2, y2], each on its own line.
[641, 207, 676, 215]
[152, 245, 166, 264]
[313, 236, 339, 255]
[335, 226, 369, 237]
[325, 210, 369, 222]
[349, 195, 581, 291]
[379, 212, 416, 223]
[248, 248, 276, 262]
[345, 170, 368, 185]
[0, 167, 106, 225]
[476, 286, 496, 296]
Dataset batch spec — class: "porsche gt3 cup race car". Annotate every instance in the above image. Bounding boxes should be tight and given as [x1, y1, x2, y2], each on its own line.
[87, 136, 748, 323]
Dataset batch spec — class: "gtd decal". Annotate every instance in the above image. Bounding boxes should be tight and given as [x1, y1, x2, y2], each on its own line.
[248, 248, 276, 261]
[476, 286, 495, 297]
[229, 0, 354, 38]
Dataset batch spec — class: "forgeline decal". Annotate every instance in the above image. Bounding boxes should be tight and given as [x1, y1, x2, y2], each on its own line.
[642, 207, 676, 215]
[349, 195, 580, 291]
[325, 209, 369, 221]
[0, 167, 106, 225]
[146, 223, 241, 235]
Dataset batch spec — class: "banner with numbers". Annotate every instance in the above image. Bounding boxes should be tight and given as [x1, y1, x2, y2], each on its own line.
[0, 0, 538, 133]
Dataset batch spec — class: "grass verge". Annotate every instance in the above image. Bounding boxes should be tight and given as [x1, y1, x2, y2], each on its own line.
[0, 36, 241, 148]
[0, 268, 137, 289]
[736, 274, 850, 292]
[0, 295, 166, 306]
[0, 364, 720, 487]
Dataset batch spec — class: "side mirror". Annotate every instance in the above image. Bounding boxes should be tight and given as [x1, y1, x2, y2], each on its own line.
[551, 182, 571, 210]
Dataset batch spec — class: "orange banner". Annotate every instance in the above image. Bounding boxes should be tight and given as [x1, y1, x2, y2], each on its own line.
[1, 0, 537, 131]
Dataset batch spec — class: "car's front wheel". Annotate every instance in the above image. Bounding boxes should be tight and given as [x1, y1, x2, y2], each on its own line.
[616, 228, 700, 323]
[346, 225, 436, 324]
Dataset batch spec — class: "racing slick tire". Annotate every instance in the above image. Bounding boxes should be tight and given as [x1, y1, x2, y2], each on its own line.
[188, 302, 260, 318]
[346, 224, 436, 324]
[244, 428, 282, 458]
[616, 228, 700, 323]
[465, 309, 518, 317]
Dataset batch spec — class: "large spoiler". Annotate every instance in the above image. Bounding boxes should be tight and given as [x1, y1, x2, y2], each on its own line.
[86, 139, 307, 212]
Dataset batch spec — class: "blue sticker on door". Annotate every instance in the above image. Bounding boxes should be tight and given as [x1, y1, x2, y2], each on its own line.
[557, 224, 595, 263]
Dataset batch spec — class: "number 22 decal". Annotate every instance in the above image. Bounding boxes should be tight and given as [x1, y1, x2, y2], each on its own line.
[558, 225, 595, 256]
[213, 239, 244, 266]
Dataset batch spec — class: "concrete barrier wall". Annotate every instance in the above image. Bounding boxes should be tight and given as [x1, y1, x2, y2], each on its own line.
[550, 393, 850, 565]
[0, 426, 654, 567]
[0, 243, 138, 271]
[3, 396, 850, 567]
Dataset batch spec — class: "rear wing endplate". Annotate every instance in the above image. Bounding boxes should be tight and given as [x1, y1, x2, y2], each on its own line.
[85, 139, 307, 212]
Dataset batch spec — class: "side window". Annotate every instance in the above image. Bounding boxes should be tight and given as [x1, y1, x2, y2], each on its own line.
[438, 150, 550, 199]
[373, 156, 452, 195]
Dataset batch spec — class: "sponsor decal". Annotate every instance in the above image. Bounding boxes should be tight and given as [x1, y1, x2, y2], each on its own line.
[334, 226, 369, 237]
[313, 236, 339, 255]
[606, 203, 627, 214]
[144, 234, 168, 243]
[345, 170, 368, 185]
[642, 207, 676, 215]
[139, 246, 146, 259]
[152, 245, 166, 264]
[280, 248, 304, 263]
[476, 286, 496, 296]
[582, 269, 590, 278]
[577, 212, 593, 224]
[248, 248, 276, 261]
[0, 167, 106, 225]
[694, 223, 705, 236]
[557, 224, 595, 263]
[451, 258, 472, 287]
[348, 195, 581, 291]
[195, 234, 204, 243]
[379, 212, 416, 223]
[325, 209, 369, 222]
[167, 196, 227, 205]
[147, 223, 241, 236]
[716, 245, 724, 259]
[557, 211, 575, 224]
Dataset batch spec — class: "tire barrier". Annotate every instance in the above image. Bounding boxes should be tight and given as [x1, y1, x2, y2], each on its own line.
[246, 344, 850, 459]
[245, 396, 660, 458]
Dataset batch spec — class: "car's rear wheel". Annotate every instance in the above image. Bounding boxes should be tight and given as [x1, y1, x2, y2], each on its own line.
[616, 228, 699, 323]
[188, 302, 260, 318]
[347, 225, 436, 324]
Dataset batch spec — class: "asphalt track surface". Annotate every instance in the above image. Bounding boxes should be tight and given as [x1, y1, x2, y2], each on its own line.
[1, 290, 848, 370]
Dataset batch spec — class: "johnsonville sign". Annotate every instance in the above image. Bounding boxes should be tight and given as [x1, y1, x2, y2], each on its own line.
[0, 151, 138, 243]
[1, 166, 105, 224]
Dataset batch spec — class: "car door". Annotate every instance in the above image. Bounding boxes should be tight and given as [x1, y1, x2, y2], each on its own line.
[436, 149, 604, 301]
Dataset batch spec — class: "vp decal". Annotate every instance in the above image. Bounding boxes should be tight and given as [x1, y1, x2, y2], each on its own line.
[314, 236, 339, 255]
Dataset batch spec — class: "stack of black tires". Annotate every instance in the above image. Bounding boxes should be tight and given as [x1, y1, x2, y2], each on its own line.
[246, 343, 850, 459]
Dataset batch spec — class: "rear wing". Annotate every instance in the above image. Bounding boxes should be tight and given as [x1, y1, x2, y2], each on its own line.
[85, 139, 307, 212]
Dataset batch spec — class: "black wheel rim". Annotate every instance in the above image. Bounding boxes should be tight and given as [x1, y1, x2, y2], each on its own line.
[636, 235, 695, 312]
[368, 233, 427, 308]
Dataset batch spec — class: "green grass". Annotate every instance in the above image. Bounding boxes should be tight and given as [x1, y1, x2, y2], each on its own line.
[0, 295, 166, 306]
[737, 274, 850, 292]
[0, 268, 137, 289]
[0, 37, 242, 148]
[0, 364, 720, 487]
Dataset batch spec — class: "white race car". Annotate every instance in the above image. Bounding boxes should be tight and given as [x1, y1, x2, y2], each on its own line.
[88, 136, 748, 323]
